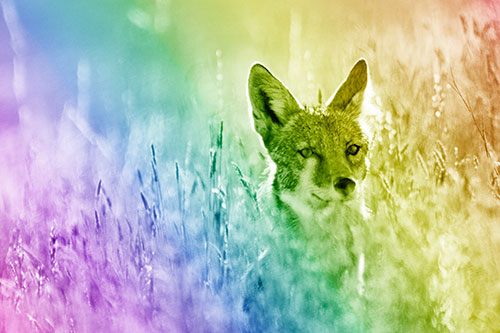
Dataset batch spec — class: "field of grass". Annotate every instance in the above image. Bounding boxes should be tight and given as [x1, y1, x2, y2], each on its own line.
[1, 0, 500, 331]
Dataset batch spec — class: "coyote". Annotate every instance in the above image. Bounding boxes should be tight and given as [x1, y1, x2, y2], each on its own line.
[248, 59, 372, 235]
[247, 58, 374, 300]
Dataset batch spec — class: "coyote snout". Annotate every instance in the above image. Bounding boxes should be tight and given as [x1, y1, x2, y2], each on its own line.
[334, 177, 356, 197]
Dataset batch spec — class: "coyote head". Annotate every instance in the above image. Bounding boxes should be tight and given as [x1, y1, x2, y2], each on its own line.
[248, 59, 372, 225]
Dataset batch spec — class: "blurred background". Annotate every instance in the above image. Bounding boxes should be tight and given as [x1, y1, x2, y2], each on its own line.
[1, 0, 500, 331]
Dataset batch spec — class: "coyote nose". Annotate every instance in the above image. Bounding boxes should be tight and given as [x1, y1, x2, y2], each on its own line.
[334, 177, 356, 197]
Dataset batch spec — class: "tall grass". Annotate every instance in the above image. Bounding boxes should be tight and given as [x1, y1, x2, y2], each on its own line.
[2, 2, 500, 332]
[353, 12, 500, 331]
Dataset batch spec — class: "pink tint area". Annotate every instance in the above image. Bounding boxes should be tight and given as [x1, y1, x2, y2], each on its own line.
[0, 302, 31, 332]
[0, 114, 142, 331]
[0, 63, 18, 126]
[0, 103, 232, 331]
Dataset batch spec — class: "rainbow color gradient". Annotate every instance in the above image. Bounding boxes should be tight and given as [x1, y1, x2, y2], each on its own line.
[1, 0, 500, 331]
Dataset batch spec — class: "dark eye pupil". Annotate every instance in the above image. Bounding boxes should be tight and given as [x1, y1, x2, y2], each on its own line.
[347, 144, 360, 155]
[299, 148, 312, 158]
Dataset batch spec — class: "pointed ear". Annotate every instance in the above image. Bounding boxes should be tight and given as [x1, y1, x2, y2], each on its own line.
[248, 63, 301, 148]
[327, 59, 368, 111]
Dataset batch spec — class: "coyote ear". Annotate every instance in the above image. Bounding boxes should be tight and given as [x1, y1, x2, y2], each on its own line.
[327, 59, 368, 111]
[248, 63, 301, 148]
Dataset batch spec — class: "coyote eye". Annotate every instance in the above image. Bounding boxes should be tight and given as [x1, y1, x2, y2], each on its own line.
[346, 144, 360, 156]
[298, 148, 312, 158]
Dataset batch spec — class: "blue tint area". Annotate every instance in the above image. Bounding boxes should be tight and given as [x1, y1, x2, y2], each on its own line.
[11, 0, 193, 160]
[0, 4, 18, 126]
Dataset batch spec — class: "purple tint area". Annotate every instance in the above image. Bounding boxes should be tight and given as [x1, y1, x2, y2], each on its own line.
[0, 124, 224, 331]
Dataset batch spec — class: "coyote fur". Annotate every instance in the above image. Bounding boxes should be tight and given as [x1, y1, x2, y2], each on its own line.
[248, 59, 372, 233]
